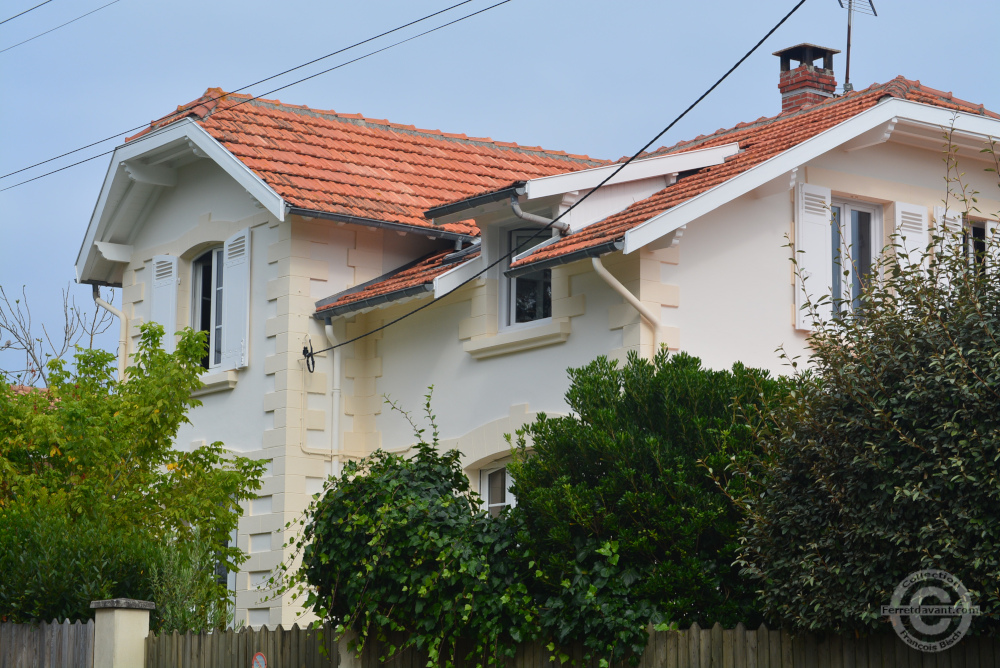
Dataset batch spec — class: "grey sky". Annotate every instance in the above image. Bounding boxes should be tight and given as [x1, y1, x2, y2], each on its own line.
[2, 0, 998, 373]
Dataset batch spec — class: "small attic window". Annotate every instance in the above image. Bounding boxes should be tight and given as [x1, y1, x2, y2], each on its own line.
[507, 229, 552, 326]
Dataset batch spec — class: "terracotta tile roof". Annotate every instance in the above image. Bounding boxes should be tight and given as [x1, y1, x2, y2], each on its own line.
[512, 76, 1000, 268]
[317, 247, 480, 313]
[131, 90, 604, 237]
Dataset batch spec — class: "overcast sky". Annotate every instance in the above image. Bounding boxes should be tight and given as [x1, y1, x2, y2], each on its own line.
[2, 0, 998, 372]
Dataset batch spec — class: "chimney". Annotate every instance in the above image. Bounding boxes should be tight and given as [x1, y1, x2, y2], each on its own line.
[773, 44, 841, 113]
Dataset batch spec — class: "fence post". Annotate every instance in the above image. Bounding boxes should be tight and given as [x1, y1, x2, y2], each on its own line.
[90, 599, 155, 668]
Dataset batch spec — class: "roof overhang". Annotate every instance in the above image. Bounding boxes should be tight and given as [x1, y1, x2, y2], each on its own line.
[426, 143, 740, 227]
[291, 207, 475, 243]
[75, 118, 286, 286]
[623, 98, 1000, 254]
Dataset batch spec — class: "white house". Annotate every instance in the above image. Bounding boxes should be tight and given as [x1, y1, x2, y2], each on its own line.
[75, 44, 1000, 627]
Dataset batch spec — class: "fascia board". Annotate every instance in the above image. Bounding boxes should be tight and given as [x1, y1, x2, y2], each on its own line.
[525, 143, 739, 200]
[433, 254, 484, 298]
[75, 119, 285, 282]
[622, 99, 1000, 254]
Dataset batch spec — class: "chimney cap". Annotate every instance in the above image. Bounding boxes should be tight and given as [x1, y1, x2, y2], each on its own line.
[772, 43, 842, 59]
[773, 43, 841, 72]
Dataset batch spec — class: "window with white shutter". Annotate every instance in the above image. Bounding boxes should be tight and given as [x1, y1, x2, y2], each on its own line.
[192, 248, 224, 368]
[220, 228, 251, 371]
[894, 202, 929, 270]
[794, 183, 833, 330]
[149, 255, 179, 352]
[831, 200, 881, 314]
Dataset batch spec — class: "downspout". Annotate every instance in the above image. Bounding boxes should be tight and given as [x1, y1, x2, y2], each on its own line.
[590, 255, 662, 352]
[92, 285, 128, 381]
[510, 195, 569, 234]
[324, 323, 343, 476]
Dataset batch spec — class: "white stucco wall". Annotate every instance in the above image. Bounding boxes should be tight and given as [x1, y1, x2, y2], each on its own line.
[370, 265, 626, 469]
[659, 189, 806, 376]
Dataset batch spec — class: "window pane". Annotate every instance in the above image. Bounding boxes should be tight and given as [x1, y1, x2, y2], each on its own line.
[514, 269, 551, 323]
[852, 210, 872, 308]
[488, 469, 506, 506]
[973, 225, 986, 273]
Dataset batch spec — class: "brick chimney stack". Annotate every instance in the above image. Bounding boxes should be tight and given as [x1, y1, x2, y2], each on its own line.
[773, 44, 841, 113]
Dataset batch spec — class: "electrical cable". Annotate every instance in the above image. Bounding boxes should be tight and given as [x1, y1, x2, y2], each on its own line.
[0, 0, 478, 181]
[0, 0, 55, 26]
[0, 0, 119, 54]
[301, 0, 810, 369]
[0, 0, 511, 193]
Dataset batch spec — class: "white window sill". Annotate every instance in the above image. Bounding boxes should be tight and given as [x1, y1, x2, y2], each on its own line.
[191, 369, 238, 397]
[463, 319, 570, 360]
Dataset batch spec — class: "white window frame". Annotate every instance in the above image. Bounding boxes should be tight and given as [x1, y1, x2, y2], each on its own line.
[191, 247, 225, 369]
[831, 199, 882, 314]
[502, 226, 556, 331]
[480, 465, 516, 517]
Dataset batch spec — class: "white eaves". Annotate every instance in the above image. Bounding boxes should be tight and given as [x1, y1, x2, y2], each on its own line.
[524, 142, 740, 200]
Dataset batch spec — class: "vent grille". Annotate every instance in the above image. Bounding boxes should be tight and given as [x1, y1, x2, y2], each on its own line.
[227, 235, 247, 260]
[803, 192, 828, 218]
[154, 260, 174, 281]
[898, 211, 924, 237]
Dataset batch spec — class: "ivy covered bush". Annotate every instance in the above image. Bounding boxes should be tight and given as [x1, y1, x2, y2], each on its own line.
[508, 352, 787, 661]
[740, 199, 1000, 633]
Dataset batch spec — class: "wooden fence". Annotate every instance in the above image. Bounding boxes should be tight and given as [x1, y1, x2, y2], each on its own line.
[144, 622, 1000, 668]
[145, 622, 338, 668]
[0, 619, 95, 668]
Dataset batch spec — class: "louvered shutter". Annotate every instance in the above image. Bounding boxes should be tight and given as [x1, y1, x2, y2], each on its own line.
[933, 206, 964, 259]
[220, 228, 251, 370]
[794, 183, 833, 330]
[150, 255, 179, 352]
[894, 202, 929, 270]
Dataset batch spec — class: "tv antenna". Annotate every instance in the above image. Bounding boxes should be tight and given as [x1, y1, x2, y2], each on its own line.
[837, 0, 877, 92]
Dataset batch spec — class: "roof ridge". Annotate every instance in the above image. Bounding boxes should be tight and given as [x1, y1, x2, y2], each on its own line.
[157, 89, 606, 166]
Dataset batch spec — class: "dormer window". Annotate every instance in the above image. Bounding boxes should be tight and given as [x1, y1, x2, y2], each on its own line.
[192, 248, 224, 369]
[507, 229, 552, 325]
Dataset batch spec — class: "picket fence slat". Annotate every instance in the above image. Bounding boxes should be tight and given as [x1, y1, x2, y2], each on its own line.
[136, 623, 1000, 668]
[0, 619, 94, 668]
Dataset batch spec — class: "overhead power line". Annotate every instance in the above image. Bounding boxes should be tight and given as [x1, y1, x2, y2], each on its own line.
[0, 0, 55, 26]
[0, 0, 511, 193]
[301, 0, 810, 369]
[0, 0, 479, 181]
[0, 0, 120, 54]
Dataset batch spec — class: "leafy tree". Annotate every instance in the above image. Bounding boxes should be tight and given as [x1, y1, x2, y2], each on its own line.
[296, 395, 533, 668]
[0, 324, 264, 628]
[507, 351, 787, 661]
[739, 141, 1000, 633]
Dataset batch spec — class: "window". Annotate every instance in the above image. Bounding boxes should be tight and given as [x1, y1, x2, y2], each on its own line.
[507, 229, 552, 326]
[148, 227, 251, 371]
[830, 200, 881, 313]
[192, 248, 224, 369]
[481, 466, 514, 517]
